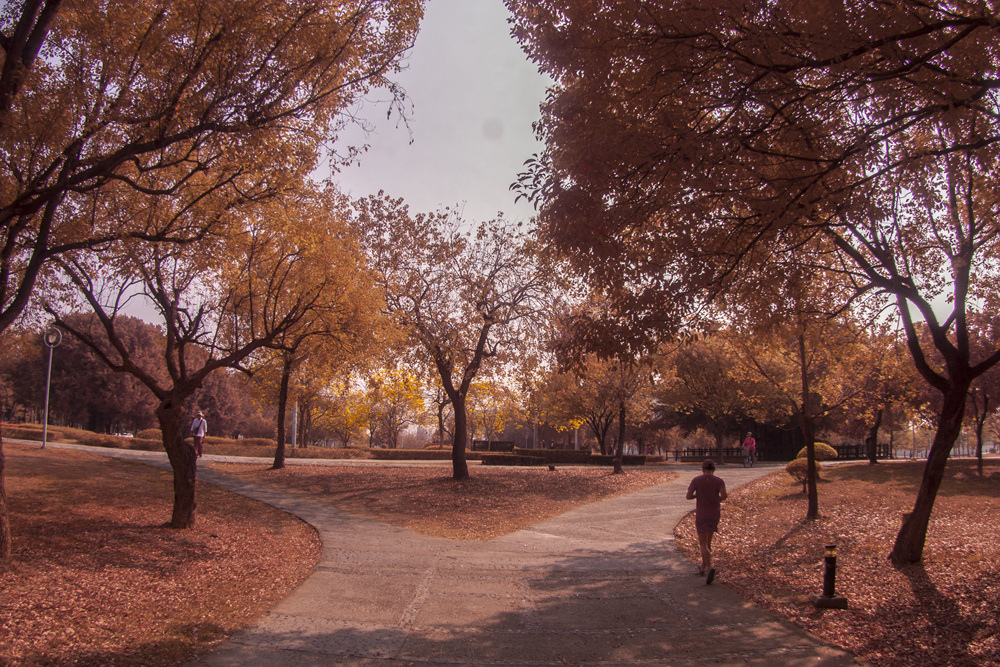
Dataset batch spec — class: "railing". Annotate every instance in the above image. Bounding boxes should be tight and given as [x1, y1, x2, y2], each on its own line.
[833, 443, 894, 460]
[673, 447, 744, 462]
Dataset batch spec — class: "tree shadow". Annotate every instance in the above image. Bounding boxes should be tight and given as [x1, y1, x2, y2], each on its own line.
[168, 542, 857, 666]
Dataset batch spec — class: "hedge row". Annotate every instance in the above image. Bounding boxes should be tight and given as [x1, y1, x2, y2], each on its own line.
[512, 447, 593, 464]
[590, 454, 647, 466]
[509, 447, 648, 466]
[481, 453, 546, 466]
[368, 449, 483, 461]
[3, 425, 65, 441]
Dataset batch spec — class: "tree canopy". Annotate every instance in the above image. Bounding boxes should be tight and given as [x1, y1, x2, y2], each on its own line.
[507, 0, 1000, 563]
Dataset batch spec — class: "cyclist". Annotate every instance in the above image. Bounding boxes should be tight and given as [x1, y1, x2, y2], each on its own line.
[741, 432, 756, 467]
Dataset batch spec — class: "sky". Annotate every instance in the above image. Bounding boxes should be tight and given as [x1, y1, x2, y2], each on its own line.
[331, 0, 551, 224]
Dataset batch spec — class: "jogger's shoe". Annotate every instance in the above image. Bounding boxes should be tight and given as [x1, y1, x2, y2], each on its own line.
[706, 567, 716, 584]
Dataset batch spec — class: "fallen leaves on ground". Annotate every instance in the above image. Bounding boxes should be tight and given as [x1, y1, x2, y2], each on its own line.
[210, 462, 678, 540]
[1, 443, 320, 666]
[675, 459, 1000, 667]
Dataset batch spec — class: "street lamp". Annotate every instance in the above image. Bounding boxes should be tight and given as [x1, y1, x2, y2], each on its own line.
[41, 327, 62, 449]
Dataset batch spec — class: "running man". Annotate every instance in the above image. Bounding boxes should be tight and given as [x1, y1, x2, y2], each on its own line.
[686, 459, 728, 584]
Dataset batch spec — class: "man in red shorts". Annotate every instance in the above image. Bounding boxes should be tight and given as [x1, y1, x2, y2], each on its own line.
[686, 459, 728, 584]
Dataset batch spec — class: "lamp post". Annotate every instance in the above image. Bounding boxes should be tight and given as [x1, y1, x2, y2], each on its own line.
[41, 327, 62, 449]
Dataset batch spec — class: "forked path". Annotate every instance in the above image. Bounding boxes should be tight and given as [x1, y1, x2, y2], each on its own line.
[183, 461, 856, 666]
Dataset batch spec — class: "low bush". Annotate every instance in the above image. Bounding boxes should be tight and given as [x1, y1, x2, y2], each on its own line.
[481, 453, 545, 466]
[135, 429, 162, 441]
[368, 449, 481, 461]
[513, 447, 593, 464]
[785, 457, 822, 492]
[288, 447, 370, 460]
[795, 441, 839, 461]
[590, 454, 647, 466]
[126, 438, 163, 452]
[237, 437, 277, 448]
[1, 424, 76, 442]
[77, 433, 129, 449]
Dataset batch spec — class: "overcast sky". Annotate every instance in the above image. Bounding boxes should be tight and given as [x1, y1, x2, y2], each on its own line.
[332, 0, 551, 224]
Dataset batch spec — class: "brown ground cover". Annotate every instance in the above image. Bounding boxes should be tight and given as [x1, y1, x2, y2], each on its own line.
[0, 442, 320, 666]
[208, 462, 678, 540]
[8, 440, 998, 667]
[675, 459, 1000, 667]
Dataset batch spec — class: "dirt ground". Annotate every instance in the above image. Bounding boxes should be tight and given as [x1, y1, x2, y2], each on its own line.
[675, 459, 1000, 667]
[4, 442, 998, 666]
[0, 443, 321, 666]
[0, 443, 675, 665]
[210, 461, 678, 540]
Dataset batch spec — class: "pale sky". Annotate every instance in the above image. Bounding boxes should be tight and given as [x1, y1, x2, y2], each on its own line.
[331, 0, 551, 224]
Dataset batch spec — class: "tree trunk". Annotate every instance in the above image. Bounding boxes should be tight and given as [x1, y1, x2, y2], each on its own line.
[797, 333, 819, 521]
[972, 392, 988, 477]
[451, 393, 469, 480]
[613, 401, 626, 474]
[867, 408, 883, 465]
[0, 427, 11, 571]
[272, 359, 292, 470]
[891, 383, 968, 564]
[157, 398, 197, 529]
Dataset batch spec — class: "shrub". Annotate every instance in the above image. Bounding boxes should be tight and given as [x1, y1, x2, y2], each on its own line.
[785, 457, 823, 493]
[590, 454, 648, 466]
[238, 438, 277, 448]
[288, 447, 369, 460]
[796, 441, 839, 461]
[126, 438, 163, 452]
[135, 429, 162, 441]
[481, 453, 545, 466]
[368, 449, 484, 461]
[77, 433, 129, 449]
[2, 425, 73, 442]
[513, 447, 593, 464]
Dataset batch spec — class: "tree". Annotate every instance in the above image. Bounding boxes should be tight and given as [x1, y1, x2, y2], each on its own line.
[49, 212, 335, 528]
[46, 314, 162, 434]
[358, 195, 552, 479]
[0, 0, 423, 569]
[507, 0, 1000, 564]
[324, 385, 368, 448]
[361, 367, 425, 449]
[0, 0, 423, 334]
[244, 189, 381, 468]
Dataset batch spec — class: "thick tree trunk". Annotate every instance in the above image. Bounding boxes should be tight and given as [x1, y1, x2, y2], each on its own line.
[451, 394, 469, 480]
[157, 398, 197, 529]
[891, 385, 968, 564]
[713, 429, 725, 465]
[0, 427, 10, 571]
[867, 408, 883, 465]
[273, 360, 292, 470]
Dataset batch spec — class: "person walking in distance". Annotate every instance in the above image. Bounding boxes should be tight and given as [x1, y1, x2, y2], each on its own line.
[686, 459, 728, 584]
[190, 410, 208, 458]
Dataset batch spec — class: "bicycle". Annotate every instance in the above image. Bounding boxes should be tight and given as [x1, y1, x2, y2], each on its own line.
[743, 447, 754, 467]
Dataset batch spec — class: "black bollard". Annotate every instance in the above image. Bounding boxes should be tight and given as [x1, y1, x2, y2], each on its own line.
[813, 544, 848, 609]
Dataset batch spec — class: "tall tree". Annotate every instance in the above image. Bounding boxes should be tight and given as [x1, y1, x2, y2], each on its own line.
[507, 0, 1000, 564]
[0, 0, 423, 569]
[358, 195, 552, 479]
[246, 189, 381, 468]
[49, 211, 336, 528]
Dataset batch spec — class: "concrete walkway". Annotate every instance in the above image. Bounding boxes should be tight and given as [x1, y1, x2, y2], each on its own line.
[36, 444, 857, 665]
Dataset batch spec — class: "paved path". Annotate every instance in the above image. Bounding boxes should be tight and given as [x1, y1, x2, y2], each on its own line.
[37, 444, 857, 665]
